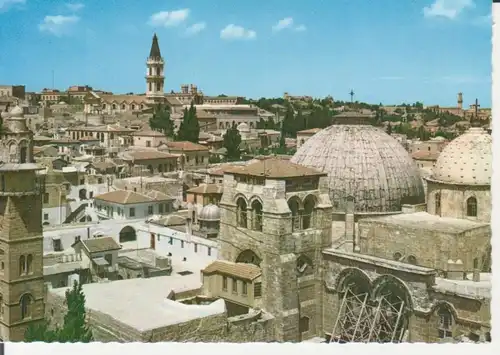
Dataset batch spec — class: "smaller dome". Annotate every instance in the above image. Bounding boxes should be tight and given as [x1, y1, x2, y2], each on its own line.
[4, 105, 23, 118]
[237, 122, 250, 132]
[199, 204, 220, 221]
[432, 127, 491, 185]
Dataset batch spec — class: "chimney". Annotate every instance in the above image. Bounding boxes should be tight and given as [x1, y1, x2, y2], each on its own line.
[186, 217, 193, 241]
[457, 92, 463, 109]
[446, 259, 464, 280]
[472, 257, 481, 282]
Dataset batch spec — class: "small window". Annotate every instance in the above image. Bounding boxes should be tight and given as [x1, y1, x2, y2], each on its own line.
[168, 237, 173, 245]
[407, 255, 417, 265]
[129, 208, 135, 217]
[43, 193, 49, 204]
[254, 282, 262, 297]
[194, 244, 198, 253]
[242, 282, 247, 295]
[222, 276, 228, 290]
[181, 240, 184, 248]
[44, 213, 49, 221]
[207, 247, 211, 256]
[232, 278, 238, 293]
[299, 316, 310, 333]
[437, 307, 453, 339]
[159, 204, 164, 214]
[148, 205, 153, 215]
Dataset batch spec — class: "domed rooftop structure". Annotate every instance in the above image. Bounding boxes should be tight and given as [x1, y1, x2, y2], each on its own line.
[290, 112, 425, 213]
[431, 127, 491, 185]
[237, 122, 250, 133]
[199, 204, 220, 221]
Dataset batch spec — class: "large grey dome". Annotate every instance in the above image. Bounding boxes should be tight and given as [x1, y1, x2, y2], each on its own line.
[290, 113, 425, 213]
[199, 204, 220, 221]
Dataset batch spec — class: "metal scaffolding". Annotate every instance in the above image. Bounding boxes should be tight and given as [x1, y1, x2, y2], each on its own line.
[330, 286, 407, 343]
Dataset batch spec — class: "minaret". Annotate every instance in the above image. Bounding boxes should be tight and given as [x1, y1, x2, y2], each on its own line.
[457, 92, 463, 109]
[0, 106, 45, 341]
[145, 33, 165, 104]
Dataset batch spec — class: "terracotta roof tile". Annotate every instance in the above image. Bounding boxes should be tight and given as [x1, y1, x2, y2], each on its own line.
[166, 141, 209, 152]
[202, 261, 261, 281]
[187, 183, 223, 195]
[224, 157, 325, 178]
[81, 237, 121, 253]
[122, 150, 178, 161]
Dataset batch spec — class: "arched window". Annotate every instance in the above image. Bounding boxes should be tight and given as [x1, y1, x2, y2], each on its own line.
[302, 195, 316, 229]
[393, 252, 402, 261]
[19, 255, 26, 275]
[236, 198, 247, 228]
[435, 192, 441, 216]
[251, 200, 263, 231]
[20, 294, 33, 319]
[296, 255, 313, 276]
[466, 197, 477, 217]
[288, 198, 301, 232]
[437, 306, 453, 339]
[26, 254, 33, 274]
[407, 255, 417, 265]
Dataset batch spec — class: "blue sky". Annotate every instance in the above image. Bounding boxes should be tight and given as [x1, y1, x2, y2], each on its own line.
[0, 0, 492, 106]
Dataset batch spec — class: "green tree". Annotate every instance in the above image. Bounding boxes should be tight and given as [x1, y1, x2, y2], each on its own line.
[281, 105, 295, 137]
[176, 103, 200, 143]
[25, 281, 93, 343]
[256, 117, 266, 129]
[149, 104, 175, 139]
[223, 123, 242, 161]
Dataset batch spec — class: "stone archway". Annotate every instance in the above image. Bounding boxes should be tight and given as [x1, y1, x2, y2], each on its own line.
[331, 271, 413, 344]
[119, 226, 137, 243]
[236, 249, 261, 267]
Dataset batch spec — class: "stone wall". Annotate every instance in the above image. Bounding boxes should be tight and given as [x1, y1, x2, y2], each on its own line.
[321, 250, 490, 343]
[358, 219, 490, 271]
[426, 181, 491, 223]
[45, 289, 275, 342]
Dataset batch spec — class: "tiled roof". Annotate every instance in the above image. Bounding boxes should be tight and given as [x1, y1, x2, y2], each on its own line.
[122, 150, 178, 161]
[131, 129, 165, 137]
[81, 237, 121, 253]
[94, 189, 173, 205]
[166, 141, 209, 152]
[224, 157, 325, 178]
[187, 183, 223, 195]
[202, 261, 262, 281]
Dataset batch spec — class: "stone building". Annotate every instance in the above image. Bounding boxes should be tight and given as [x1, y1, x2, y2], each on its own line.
[217, 158, 333, 341]
[0, 106, 45, 341]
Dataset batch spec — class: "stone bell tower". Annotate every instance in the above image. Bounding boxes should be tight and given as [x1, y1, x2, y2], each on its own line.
[218, 158, 333, 342]
[145, 33, 165, 104]
[0, 105, 45, 341]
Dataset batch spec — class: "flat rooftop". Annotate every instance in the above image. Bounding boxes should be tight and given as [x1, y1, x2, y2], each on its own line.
[361, 212, 489, 234]
[50, 274, 225, 332]
[434, 273, 491, 300]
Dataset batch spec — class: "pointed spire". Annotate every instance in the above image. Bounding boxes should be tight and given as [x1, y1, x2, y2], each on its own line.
[149, 33, 162, 59]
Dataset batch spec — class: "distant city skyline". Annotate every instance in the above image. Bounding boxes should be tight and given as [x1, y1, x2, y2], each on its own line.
[0, 0, 492, 107]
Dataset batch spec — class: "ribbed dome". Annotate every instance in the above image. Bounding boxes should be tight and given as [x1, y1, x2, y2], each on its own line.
[432, 127, 491, 185]
[199, 204, 220, 221]
[291, 116, 425, 213]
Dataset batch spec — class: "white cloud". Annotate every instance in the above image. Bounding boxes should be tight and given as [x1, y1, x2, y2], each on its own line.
[0, 0, 25, 12]
[39, 15, 79, 36]
[149, 9, 190, 27]
[272, 17, 294, 32]
[220, 24, 256, 40]
[423, 0, 474, 20]
[272, 17, 307, 32]
[66, 3, 84, 12]
[185, 22, 206, 35]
